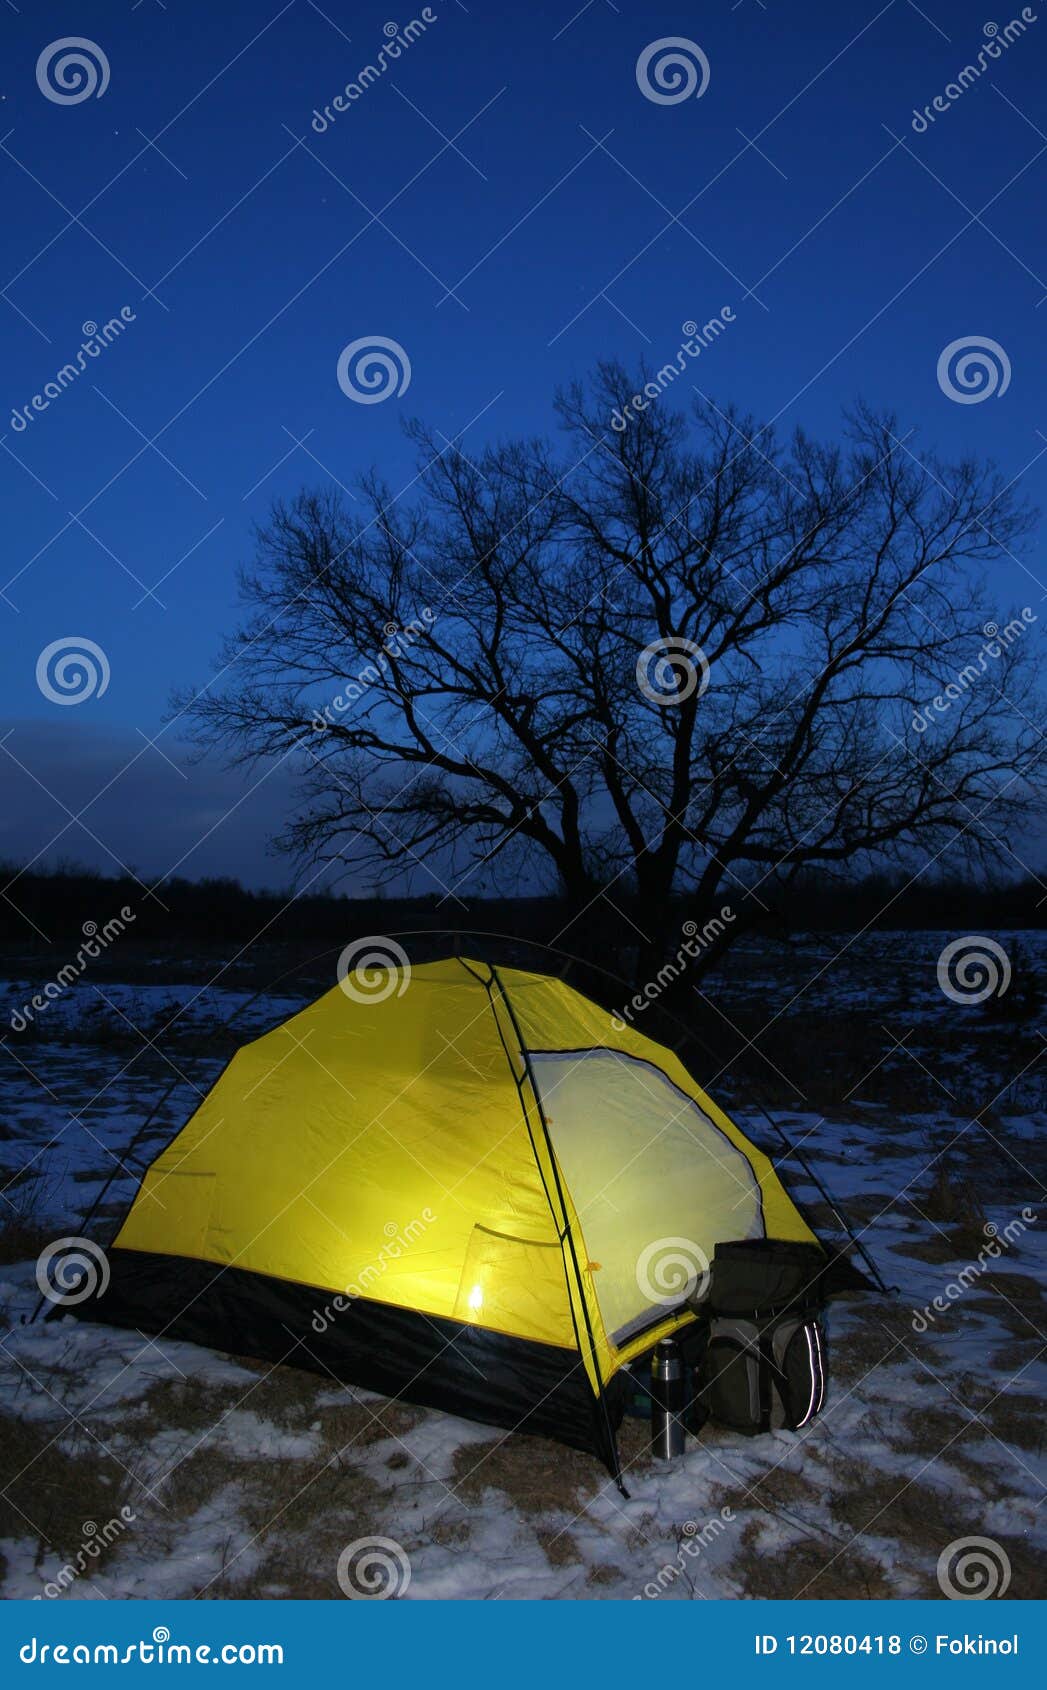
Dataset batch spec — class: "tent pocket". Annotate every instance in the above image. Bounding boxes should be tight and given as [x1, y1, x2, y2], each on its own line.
[452, 1224, 575, 1347]
[693, 1239, 828, 1434]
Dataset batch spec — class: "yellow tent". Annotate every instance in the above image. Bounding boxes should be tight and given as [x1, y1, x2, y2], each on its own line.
[84, 957, 816, 1476]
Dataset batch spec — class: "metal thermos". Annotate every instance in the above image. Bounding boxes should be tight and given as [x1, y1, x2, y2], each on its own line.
[650, 1337, 686, 1460]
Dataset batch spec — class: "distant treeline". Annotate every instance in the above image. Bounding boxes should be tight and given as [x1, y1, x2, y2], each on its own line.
[1, 862, 1044, 950]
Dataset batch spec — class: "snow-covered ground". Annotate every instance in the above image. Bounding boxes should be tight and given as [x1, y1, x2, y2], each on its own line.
[1, 939, 1044, 1600]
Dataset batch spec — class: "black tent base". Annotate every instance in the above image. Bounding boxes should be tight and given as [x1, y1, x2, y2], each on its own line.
[73, 1247, 622, 1475]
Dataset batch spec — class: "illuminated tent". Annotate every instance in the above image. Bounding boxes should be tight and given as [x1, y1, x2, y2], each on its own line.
[80, 957, 818, 1477]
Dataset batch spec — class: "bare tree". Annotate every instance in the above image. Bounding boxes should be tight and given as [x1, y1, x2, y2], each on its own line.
[181, 364, 1043, 984]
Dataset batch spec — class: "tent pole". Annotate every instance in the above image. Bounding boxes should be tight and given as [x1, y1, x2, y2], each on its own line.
[748, 1102, 894, 1296]
[487, 963, 629, 1495]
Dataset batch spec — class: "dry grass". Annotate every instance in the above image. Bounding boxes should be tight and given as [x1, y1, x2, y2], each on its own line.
[918, 1164, 990, 1254]
[829, 1305, 935, 1382]
[586, 1561, 625, 1587]
[0, 1174, 59, 1267]
[133, 1376, 250, 1439]
[535, 1525, 582, 1567]
[449, 1430, 599, 1515]
[731, 1518, 901, 1600]
[0, 1408, 137, 1570]
[132, 1368, 401, 1598]
[314, 1394, 423, 1456]
[990, 1332, 1046, 1370]
[814, 1425, 1047, 1600]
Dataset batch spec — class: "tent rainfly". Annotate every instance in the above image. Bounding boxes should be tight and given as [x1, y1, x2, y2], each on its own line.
[77, 957, 821, 1478]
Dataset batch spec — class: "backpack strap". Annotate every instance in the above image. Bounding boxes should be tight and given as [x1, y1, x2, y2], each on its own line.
[756, 1330, 775, 1432]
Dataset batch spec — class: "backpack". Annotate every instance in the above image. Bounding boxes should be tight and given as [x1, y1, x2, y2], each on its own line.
[692, 1239, 828, 1434]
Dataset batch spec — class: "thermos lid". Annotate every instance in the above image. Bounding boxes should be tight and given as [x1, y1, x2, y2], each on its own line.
[653, 1337, 682, 1379]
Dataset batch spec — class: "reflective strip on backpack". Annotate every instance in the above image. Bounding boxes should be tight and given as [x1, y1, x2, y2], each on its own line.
[795, 1323, 818, 1428]
[812, 1321, 827, 1415]
[791, 1320, 826, 1427]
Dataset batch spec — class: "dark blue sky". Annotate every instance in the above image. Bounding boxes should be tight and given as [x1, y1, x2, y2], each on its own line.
[2, 0, 1045, 892]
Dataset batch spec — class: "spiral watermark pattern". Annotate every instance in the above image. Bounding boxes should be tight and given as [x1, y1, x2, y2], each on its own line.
[35, 637, 111, 706]
[336, 937, 412, 1003]
[337, 335, 411, 403]
[937, 1535, 1011, 1599]
[36, 38, 110, 104]
[35, 1237, 110, 1306]
[936, 936, 1011, 1005]
[636, 638, 710, 706]
[636, 38, 711, 105]
[936, 336, 1011, 404]
[636, 1237, 710, 1307]
[336, 1536, 411, 1599]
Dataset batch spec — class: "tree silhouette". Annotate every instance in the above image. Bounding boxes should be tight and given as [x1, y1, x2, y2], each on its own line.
[182, 364, 1043, 985]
